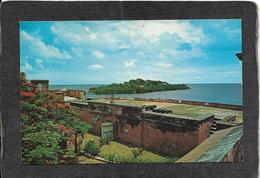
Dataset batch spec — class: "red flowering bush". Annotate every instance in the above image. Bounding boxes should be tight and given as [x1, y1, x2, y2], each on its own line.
[57, 124, 65, 132]
[21, 73, 91, 164]
[64, 128, 73, 135]
[68, 137, 75, 144]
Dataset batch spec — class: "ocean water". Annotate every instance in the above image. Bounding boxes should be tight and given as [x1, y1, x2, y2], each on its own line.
[49, 84, 242, 105]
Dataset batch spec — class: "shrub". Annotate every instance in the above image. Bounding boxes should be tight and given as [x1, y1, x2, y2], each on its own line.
[166, 156, 180, 163]
[131, 148, 144, 158]
[104, 153, 148, 163]
[99, 136, 111, 145]
[84, 140, 100, 156]
[22, 132, 65, 164]
[104, 153, 129, 163]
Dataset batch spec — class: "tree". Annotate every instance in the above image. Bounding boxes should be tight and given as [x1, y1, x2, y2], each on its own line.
[21, 73, 91, 164]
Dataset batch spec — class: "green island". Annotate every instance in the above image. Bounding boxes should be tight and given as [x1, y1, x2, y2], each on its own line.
[89, 78, 190, 94]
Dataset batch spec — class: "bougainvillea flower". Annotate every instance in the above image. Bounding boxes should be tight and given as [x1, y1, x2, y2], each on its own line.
[64, 128, 73, 135]
[68, 137, 75, 143]
[21, 91, 36, 97]
[57, 124, 65, 132]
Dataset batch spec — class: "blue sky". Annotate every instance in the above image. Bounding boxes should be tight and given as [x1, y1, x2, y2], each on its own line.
[20, 20, 242, 85]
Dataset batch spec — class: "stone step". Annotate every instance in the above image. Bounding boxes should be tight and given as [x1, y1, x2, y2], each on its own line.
[209, 130, 215, 134]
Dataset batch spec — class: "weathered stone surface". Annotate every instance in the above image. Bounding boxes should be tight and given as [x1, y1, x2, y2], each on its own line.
[176, 126, 243, 162]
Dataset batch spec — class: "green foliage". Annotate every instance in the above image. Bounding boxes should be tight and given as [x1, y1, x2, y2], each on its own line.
[74, 120, 91, 134]
[166, 156, 180, 163]
[21, 102, 48, 119]
[22, 126, 65, 164]
[143, 105, 157, 111]
[104, 153, 129, 163]
[99, 136, 111, 146]
[89, 78, 190, 94]
[84, 140, 101, 156]
[103, 152, 178, 163]
[21, 85, 31, 92]
[23, 142, 64, 164]
[131, 148, 144, 158]
[21, 81, 91, 164]
[104, 153, 149, 163]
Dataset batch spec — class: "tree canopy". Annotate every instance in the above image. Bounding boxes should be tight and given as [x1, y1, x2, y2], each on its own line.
[89, 79, 190, 94]
[21, 74, 90, 164]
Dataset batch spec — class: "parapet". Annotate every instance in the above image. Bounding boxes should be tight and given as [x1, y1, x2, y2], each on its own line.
[176, 125, 243, 162]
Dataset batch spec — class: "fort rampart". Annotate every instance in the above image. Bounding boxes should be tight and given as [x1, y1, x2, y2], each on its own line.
[133, 97, 242, 111]
[71, 101, 214, 156]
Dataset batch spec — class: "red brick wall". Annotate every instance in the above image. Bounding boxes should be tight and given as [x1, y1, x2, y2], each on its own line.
[114, 120, 142, 146]
[80, 108, 143, 146]
[142, 121, 199, 155]
[81, 111, 102, 135]
[72, 102, 213, 156]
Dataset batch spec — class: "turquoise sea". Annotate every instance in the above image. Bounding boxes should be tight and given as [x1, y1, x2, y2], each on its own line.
[49, 84, 242, 105]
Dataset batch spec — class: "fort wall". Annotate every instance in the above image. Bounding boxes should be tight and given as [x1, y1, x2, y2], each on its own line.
[71, 101, 214, 156]
[222, 135, 244, 162]
[132, 97, 242, 111]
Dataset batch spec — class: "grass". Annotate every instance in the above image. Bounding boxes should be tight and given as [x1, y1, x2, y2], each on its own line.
[61, 144, 105, 164]
[81, 133, 179, 163]
[62, 132, 178, 164]
[162, 104, 243, 124]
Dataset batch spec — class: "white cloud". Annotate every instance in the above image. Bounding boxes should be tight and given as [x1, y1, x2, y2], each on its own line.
[20, 30, 71, 60]
[117, 20, 206, 44]
[153, 62, 173, 69]
[50, 22, 120, 50]
[50, 22, 92, 44]
[162, 47, 206, 60]
[88, 64, 103, 70]
[49, 21, 208, 63]
[124, 59, 137, 68]
[89, 33, 97, 40]
[119, 43, 130, 49]
[71, 47, 84, 58]
[20, 20, 241, 84]
[36, 59, 44, 69]
[93, 50, 105, 59]
[23, 62, 33, 72]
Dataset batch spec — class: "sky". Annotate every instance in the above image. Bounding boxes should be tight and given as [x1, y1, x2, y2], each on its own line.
[20, 20, 242, 85]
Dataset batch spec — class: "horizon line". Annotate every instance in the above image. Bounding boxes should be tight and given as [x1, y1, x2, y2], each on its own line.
[49, 82, 242, 86]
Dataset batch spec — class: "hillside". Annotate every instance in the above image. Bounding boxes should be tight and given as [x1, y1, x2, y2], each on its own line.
[89, 79, 190, 94]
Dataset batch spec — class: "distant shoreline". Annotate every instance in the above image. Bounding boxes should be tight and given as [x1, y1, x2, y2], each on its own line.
[50, 83, 242, 86]
[49, 84, 242, 105]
